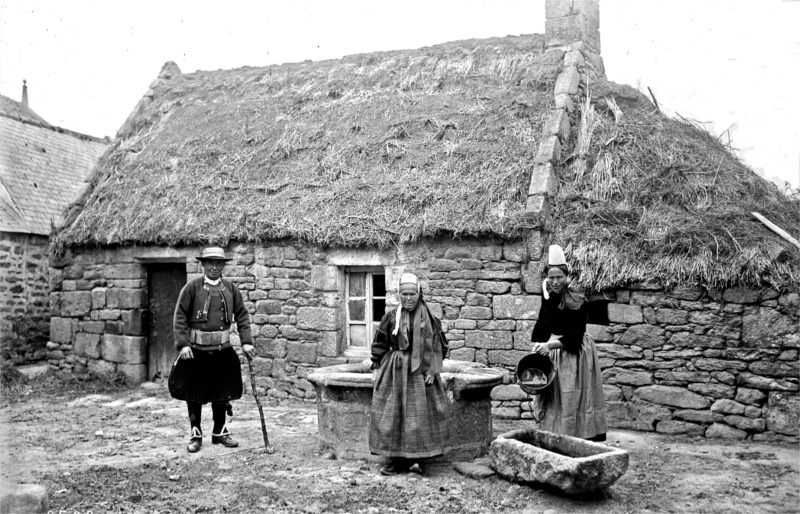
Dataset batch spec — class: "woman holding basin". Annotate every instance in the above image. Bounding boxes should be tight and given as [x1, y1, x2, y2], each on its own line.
[530, 245, 607, 442]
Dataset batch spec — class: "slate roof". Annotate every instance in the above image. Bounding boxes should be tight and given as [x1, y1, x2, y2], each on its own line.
[0, 96, 108, 235]
[0, 94, 49, 125]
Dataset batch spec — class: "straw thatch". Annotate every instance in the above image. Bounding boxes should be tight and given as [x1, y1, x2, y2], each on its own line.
[552, 83, 800, 291]
[53, 34, 799, 290]
[55, 35, 558, 249]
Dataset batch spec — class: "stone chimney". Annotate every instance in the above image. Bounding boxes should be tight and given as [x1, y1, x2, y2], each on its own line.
[522, 0, 604, 280]
[545, 0, 604, 84]
[22, 80, 29, 107]
[546, 0, 600, 51]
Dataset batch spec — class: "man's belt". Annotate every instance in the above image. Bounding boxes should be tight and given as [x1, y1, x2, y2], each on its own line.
[189, 328, 231, 350]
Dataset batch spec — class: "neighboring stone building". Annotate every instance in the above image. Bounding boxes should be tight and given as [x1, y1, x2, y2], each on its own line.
[50, 0, 798, 441]
[0, 84, 109, 364]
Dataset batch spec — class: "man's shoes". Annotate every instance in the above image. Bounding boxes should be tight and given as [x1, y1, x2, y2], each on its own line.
[211, 426, 239, 448]
[187, 427, 202, 453]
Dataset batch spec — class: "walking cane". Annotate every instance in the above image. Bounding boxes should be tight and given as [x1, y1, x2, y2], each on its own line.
[245, 354, 276, 454]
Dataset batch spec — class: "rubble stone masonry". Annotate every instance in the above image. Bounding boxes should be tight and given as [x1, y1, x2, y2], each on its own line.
[1, 232, 51, 362]
[48, 238, 798, 441]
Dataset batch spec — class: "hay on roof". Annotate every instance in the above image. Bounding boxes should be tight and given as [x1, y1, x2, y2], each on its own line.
[551, 88, 800, 291]
[56, 35, 559, 250]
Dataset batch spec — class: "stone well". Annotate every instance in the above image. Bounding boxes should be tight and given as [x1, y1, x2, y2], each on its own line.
[490, 428, 629, 493]
[307, 359, 504, 460]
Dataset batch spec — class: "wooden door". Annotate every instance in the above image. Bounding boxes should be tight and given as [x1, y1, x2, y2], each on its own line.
[146, 263, 187, 381]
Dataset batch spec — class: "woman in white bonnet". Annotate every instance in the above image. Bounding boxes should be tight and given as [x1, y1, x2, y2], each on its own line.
[369, 272, 450, 475]
[530, 244, 607, 441]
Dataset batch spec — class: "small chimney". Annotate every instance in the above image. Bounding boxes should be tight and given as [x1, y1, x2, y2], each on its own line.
[22, 80, 28, 107]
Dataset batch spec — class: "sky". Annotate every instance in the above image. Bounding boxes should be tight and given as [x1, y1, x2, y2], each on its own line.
[1, 0, 798, 189]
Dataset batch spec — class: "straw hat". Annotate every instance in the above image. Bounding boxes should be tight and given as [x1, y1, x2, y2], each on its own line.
[195, 247, 232, 262]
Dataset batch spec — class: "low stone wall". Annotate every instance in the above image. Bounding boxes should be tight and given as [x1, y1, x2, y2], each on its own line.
[1, 232, 51, 363]
[490, 285, 799, 441]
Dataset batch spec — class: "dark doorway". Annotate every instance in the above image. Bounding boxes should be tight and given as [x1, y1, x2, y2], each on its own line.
[146, 263, 187, 381]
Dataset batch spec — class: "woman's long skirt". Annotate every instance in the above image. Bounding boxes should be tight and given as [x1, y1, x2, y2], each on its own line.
[369, 350, 450, 458]
[537, 333, 607, 439]
[168, 346, 243, 404]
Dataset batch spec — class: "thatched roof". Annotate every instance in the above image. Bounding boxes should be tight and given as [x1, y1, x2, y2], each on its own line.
[56, 35, 558, 248]
[552, 83, 799, 290]
[54, 34, 799, 290]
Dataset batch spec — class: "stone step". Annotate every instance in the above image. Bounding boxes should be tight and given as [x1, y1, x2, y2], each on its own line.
[16, 364, 50, 379]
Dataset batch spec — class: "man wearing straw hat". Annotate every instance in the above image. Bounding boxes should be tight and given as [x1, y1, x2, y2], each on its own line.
[169, 246, 255, 452]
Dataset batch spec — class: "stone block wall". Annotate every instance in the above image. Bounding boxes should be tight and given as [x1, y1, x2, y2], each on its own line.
[47, 239, 799, 441]
[490, 285, 800, 442]
[48, 252, 149, 381]
[46, 237, 538, 391]
[1, 232, 51, 363]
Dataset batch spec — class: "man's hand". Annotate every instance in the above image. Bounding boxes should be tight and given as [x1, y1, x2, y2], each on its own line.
[424, 374, 435, 385]
[242, 344, 255, 360]
[179, 346, 194, 360]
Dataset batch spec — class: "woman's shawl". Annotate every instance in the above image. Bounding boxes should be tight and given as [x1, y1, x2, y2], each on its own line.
[392, 298, 444, 375]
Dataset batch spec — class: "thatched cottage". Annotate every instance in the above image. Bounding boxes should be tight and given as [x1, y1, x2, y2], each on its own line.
[50, 1, 798, 440]
[0, 85, 108, 364]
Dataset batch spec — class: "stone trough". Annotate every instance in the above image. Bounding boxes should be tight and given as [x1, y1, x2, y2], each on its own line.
[307, 359, 504, 460]
[490, 428, 629, 493]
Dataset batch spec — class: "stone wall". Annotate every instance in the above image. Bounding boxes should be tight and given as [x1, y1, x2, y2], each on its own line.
[490, 285, 800, 442]
[46, 238, 540, 392]
[48, 239, 798, 441]
[1, 232, 51, 363]
[47, 252, 150, 380]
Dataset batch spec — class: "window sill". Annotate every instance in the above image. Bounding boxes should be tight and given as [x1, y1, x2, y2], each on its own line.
[343, 347, 370, 360]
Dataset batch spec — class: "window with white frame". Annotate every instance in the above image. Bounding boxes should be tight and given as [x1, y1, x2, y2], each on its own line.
[344, 267, 386, 352]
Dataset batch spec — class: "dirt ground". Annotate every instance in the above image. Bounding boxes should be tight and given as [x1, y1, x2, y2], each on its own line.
[1, 379, 798, 514]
